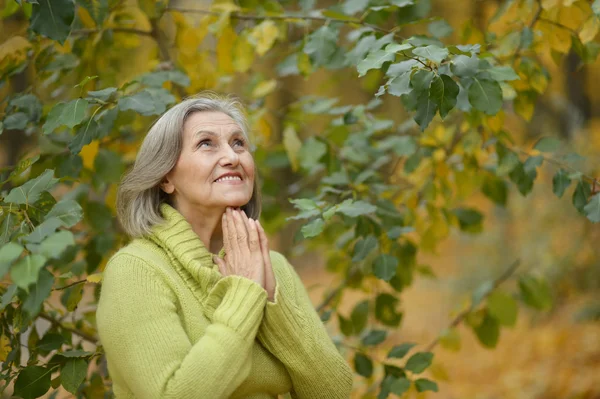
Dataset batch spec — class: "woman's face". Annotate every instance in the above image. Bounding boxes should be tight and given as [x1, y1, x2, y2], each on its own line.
[162, 111, 255, 215]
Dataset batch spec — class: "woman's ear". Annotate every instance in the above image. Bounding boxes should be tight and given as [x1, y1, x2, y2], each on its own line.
[161, 176, 175, 194]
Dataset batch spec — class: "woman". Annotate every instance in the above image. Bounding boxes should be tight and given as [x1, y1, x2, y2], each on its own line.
[96, 93, 353, 399]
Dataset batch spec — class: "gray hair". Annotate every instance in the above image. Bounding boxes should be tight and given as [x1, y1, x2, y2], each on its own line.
[116, 92, 262, 238]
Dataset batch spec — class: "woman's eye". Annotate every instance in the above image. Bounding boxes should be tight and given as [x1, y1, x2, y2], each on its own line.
[198, 140, 211, 148]
[233, 139, 245, 147]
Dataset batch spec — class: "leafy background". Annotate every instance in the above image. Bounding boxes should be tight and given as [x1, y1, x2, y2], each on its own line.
[1, 0, 600, 398]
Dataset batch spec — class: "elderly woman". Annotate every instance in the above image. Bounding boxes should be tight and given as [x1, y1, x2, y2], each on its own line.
[96, 94, 353, 399]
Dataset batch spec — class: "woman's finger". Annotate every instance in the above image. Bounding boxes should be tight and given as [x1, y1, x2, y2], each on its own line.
[256, 220, 271, 264]
[226, 207, 240, 266]
[241, 212, 261, 253]
[213, 255, 227, 276]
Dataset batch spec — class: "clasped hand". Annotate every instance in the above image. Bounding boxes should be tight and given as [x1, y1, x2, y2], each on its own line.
[213, 207, 276, 302]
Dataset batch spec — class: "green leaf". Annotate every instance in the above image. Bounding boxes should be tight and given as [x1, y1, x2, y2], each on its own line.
[342, 0, 369, 14]
[468, 77, 503, 115]
[354, 353, 373, 377]
[0, 242, 24, 279]
[30, 0, 75, 44]
[351, 300, 369, 334]
[352, 235, 378, 262]
[572, 180, 592, 213]
[384, 43, 412, 53]
[593, 0, 600, 16]
[405, 352, 433, 373]
[61, 358, 88, 394]
[410, 70, 434, 91]
[487, 291, 518, 327]
[412, 45, 448, 64]
[25, 217, 63, 244]
[93, 149, 124, 184]
[552, 169, 571, 198]
[10, 254, 47, 290]
[138, 70, 191, 88]
[43, 99, 89, 135]
[13, 365, 52, 399]
[298, 137, 327, 170]
[471, 281, 494, 308]
[428, 19, 453, 38]
[86, 87, 116, 102]
[388, 342, 416, 359]
[303, 26, 338, 66]
[0, 284, 18, 311]
[4, 169, 58, 205]
[57, 349, 94, 358]
[429, 74, 459, 118]
[4, 112, 29, 130]
[486, 66, 519, 81]
[387, 72, 412, 96]
[473, 312, 500, 348]
[36, 333, 66, 355]
[584, 193, 600, 223]
[533, 137, 561, 153]
[373, 254, 398, 281]
[335, 199, 377, 217]
[40, 230, 75, 259]
[390, 378, 411, 396]
[519, 275, 552, 311]
[118, 89, 174, 116]
[482, 174, 508, 206]
[45, 200, 83, 228]
[375, 293, 403, 326]
[22, 268, 53, 317]
[0, 210, 18, 245]
[509, 162, 536, 196]
[414, 91, 438, 131]
[451, 55, 478, 78]
[452, 207, 483, 232]
[301, 218, 324, 238]
[415, 378, 439, 392]
[76, 0, 109, 26]
[357, 50, 395, 77]
[361, 329, 387, 346]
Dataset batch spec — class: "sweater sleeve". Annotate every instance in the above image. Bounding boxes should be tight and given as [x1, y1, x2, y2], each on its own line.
[256, 251, 353, 399]
[96, 254, 267, 399]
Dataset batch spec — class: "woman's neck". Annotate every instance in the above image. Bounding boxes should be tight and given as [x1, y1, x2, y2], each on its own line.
[172, 201, 224, 255]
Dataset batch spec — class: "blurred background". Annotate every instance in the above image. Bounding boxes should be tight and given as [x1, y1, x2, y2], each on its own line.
[1, 0, 600, 398]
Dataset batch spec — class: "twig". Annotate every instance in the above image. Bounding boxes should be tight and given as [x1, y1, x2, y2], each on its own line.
[165, 7, 394, 37]
[512, 146, 597, 185]
[38, 312, 98, 344]
[537, 17, 579, 35]
[316, 277, 348, 313]
[52, 279, 87, 291]
[71, 28, 153, 36]
[423, 259, 520, 353]
[513, 0, 542, 59]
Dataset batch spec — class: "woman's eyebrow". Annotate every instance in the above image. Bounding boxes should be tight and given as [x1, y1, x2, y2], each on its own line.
[194, 130, 244, 138]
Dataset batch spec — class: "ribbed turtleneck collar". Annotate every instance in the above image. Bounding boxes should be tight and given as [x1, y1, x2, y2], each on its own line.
[146, 203, 225, 303]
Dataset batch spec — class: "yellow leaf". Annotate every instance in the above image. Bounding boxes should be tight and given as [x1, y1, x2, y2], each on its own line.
[579, 16, 600, 44]
[297, 51, 312, 76]
[80, 140, 99, 170]
[514, 91, 536, 121]
[107, 6, 151, 31]
[0, 36, 31, 70]
[86, 273, 103, 283]
[251, 20, 279, 56]
[77, 7, 96, 28]
[429, 362, 451, 381]
[233, 34, 255, 72]
[211, 1, 241, 13]
[217, 25, 236, 74]
[252, 80, 277, 98]
[283, 126, 302, 171]
[439, 328, 462, 352]
[177, 28, 203, 57]
[454, 169, 480, 199]
[538, 19, 572, 53]
[105, 183, 118, 212]
[0, 335, 10, 362]
[485, 110, 505, 132]
[530, 71, 548, 93]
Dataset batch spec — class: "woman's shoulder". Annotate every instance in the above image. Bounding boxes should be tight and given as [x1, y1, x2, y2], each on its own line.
[105, 238, 170, 278]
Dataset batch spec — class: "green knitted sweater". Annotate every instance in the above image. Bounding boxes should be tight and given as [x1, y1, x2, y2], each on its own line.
[96, 204, 353, 398]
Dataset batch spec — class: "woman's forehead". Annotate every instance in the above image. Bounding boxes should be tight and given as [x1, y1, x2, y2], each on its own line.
[183, 111, 242, 136]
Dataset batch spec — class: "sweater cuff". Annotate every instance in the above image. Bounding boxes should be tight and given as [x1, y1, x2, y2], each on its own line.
[259, 284, 307, 345]
[203, 276, 267, 338]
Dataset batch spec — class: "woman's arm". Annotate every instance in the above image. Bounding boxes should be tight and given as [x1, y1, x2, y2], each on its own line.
[96, 254, 267, 399]
[256, 251, 353, 399]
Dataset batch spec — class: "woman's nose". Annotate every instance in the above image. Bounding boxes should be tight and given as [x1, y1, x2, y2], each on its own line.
[218, 145, 240, 167]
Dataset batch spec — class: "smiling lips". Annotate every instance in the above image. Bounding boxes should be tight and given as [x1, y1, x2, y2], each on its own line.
[214, 174, 243, 184]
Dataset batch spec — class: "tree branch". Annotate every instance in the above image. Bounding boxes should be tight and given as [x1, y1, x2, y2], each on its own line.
[423, 259, 520, 353]
[71, 27, 153, 36]
[165, 7, 394, 37]
[38, 312, 98, 344]
[52, 279, 88, 291]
